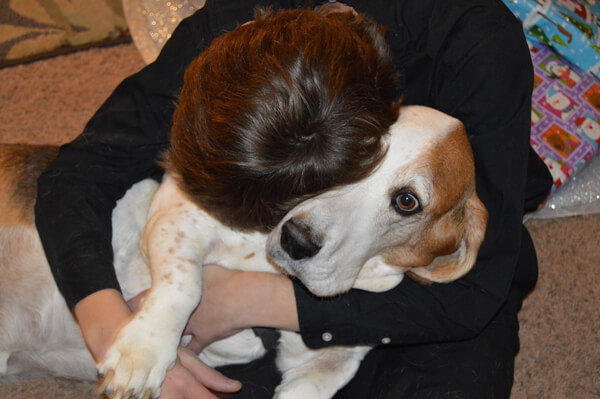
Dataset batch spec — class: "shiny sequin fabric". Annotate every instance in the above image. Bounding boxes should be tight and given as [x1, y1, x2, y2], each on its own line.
[124, 0, 206, 63]
[533, 154, 600, 219]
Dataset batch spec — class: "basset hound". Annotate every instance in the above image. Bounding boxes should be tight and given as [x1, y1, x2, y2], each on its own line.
[0, 105, 487, 398]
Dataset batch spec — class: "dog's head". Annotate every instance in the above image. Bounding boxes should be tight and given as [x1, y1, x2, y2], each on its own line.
[266, 106, 488, 296]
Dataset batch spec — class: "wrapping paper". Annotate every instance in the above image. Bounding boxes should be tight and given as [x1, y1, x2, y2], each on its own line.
[530, 40, 600, 191]
[503, 0, 600, 78]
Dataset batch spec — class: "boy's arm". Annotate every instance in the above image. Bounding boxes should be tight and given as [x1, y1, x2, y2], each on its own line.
[74, 289, 132, 361]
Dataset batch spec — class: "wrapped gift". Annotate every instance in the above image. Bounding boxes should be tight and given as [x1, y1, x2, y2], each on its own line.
[503, 0, 600, 78]
[529, 40, 600, 191]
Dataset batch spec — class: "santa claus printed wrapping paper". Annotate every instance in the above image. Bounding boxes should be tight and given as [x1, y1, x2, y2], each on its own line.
[529, 40, 600, 191]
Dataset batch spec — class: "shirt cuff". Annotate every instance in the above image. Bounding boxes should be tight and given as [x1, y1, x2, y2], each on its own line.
[292, 279, 397, 349]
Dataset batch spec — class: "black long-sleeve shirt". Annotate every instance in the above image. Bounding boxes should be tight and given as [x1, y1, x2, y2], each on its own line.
[35, 0, 553, 349]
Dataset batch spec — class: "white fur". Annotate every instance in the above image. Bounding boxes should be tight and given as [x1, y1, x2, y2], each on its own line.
[267, 106, 455, 296]
[0, 106, 484, 399]
[0, 226, 95, 380]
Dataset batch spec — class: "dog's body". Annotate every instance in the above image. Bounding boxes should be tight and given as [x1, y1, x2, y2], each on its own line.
[0, 106, 488, 398]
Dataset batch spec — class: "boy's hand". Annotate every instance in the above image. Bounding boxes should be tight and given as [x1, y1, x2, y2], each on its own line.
[75, 289, 240, 399]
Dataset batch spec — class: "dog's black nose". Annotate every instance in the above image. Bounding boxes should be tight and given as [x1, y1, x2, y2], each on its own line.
[280, 218, 321, 260]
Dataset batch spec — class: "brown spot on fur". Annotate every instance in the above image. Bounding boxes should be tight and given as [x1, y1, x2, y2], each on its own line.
[176, 256, 194, 264]
[177, 264, 187, 272]
[0, 144, 59, 226]
[244, 252, 256, 260]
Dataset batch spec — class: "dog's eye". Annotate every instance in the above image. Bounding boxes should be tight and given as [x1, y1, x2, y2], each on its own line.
[392, 191, 421, 215]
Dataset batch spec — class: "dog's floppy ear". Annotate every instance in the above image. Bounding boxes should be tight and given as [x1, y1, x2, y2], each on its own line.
[407, 191, 488, 284]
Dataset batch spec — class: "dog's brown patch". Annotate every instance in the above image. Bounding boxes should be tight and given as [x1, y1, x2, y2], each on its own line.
[0, 144, 59, 225]
[382, 125, 487, 282]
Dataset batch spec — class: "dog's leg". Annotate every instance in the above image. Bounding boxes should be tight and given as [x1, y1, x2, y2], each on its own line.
[199, 329, 267, 367]
[274, 331, 371, 399]
[97, 176, 210, 398]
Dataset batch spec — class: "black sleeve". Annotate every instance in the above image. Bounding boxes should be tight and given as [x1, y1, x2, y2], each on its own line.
[294, 1, 551, 348]
[34, 0, 307, 310]
[34, 16, 199, 309]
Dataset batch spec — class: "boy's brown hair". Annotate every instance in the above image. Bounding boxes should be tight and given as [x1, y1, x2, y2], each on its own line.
[166, 7, 400, 232]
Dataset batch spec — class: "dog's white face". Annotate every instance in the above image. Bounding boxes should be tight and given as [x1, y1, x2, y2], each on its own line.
[266, 105, 488, 297]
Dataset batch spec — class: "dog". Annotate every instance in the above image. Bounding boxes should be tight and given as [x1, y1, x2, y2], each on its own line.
[0, 105, 488, 398]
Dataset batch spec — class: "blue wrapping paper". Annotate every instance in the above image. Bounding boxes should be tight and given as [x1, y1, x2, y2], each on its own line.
[503, 0, 600, 78]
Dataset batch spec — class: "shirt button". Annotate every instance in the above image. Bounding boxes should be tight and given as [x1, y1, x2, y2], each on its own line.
[381, 337, 391, 344]
[321, 332, 333, 342]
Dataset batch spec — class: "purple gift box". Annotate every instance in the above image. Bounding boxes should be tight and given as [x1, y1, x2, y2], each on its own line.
[529, 40, 600, 191]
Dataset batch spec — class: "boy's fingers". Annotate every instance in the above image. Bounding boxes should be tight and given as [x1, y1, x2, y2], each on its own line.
[177, 347, 242, 393]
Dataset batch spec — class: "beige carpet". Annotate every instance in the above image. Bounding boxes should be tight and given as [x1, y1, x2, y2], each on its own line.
[0, 43, 599, 399]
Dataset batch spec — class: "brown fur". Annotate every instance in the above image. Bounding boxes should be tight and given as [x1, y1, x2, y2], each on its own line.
[0, 144, 58, 225]
[382, 126, 488, 282]
[166, 7, 400, 232]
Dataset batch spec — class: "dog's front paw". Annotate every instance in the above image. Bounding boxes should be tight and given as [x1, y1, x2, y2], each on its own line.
[96, 318, 178, 399]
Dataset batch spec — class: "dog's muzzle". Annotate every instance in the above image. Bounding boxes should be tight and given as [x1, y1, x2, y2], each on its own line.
[280, 218, 322, 260]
